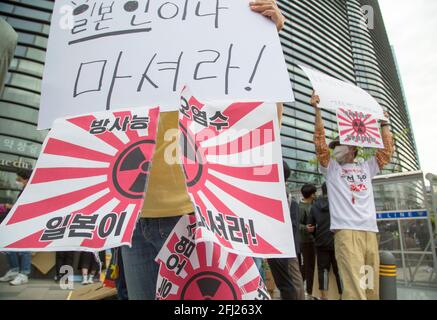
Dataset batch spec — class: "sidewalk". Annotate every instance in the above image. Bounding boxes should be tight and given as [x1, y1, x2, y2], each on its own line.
[0, 279, 70, 300]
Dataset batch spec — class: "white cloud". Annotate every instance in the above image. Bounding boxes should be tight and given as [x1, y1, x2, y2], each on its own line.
[379, 0, 437, 175]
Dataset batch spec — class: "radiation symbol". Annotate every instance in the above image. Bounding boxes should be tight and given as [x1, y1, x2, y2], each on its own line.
[179, 123, 204, 188]
[180, 272, 238, 300]
[112, 140, 154, 199]
[352, 118, 366, 135]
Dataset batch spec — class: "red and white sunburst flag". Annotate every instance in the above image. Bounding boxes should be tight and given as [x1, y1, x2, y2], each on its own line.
[155, 215, 270, 300]
[178, 87, 295, 258]
[336, 108, 384, 149]
[0, 107, 159, 251]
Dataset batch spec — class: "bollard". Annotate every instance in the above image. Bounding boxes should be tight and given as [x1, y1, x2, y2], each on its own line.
[379, 251, 397, 300]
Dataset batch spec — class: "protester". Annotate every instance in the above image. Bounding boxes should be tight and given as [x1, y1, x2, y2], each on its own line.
[78, 252, 99, 285]
[267, 161, 305, 300]
[298, 184, 317, 297]
[308, 183, 342, 300]
[0, 169, 33, 285]
[311, 92, 394, 300]
[121, 0, 287, 300]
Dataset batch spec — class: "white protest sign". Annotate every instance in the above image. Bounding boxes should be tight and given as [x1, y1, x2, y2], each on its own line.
[178, 87, 295, 258]
[337, 108, 384, 149]
[300, 65, 385, 119]
[0, 107, 159, 251]
[38, 0, 294, 129]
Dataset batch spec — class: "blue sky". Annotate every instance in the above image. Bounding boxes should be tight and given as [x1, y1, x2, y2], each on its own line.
[379, 0, 437, 175]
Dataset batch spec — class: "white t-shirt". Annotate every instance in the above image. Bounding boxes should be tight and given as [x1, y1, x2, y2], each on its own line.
[320, 157, 380, 233]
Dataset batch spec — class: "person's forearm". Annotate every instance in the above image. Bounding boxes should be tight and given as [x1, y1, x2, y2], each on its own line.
[314, 108, 330, 167]
[376, 126, 394, 169]
[276, 102, 283, 128]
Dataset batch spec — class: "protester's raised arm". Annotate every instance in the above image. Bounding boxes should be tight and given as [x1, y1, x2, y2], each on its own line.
[311, 93, 330, 168]
[376, 113, 395, 170]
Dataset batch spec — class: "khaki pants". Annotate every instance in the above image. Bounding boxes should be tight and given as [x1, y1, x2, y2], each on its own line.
[334, 230, 379, 300]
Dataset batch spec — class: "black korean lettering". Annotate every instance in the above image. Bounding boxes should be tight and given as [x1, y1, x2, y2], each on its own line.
[225, 43, 240, 95]
[180, 96, 191, 119]
[157, 277, 173, 299]
[191, 106, 208, 127]
[157, 52, 184, 92]
[194, 50, 220, 81]
[113, 211, 127, 237]
[158, 1, 180, 20]
[72, 19, 88, 35]
[175, 236, 196, 258]
[239, 217, 249, 245]
[68, 214, 98, 239]
[40, 216, 67, 241]
[94, 2, 115, 31]
[137, 53, 159, 91]
[166, 254, 187, 276]
[209, 111, 229, 131]
[124, 0, 152, 27]
[90, 119, 110, 134]
[106, 51, 132, 110]
[129, 115, 149, 130]
[74, 60, 107, 98]
[108, 116, 130, 132]
[98, 213, 118, 238]
[207, 210, 222, 238]
[227, 216, 243, 243]
[195, 0, 229, 28]
[215, 213, 229, 241]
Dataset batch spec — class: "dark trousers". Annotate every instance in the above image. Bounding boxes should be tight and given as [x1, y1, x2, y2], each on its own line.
[316, 248, 342, 294]
[55, 252, 74, 278]
[300, 242, 316, 295]
[267, 258, 305, 300]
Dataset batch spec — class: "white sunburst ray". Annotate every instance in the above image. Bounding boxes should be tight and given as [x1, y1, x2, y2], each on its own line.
[37, 153, 111, 169]
[0, 188, 111, 248]
[103, 111, 131, 145]
[207, 169, 284, 202]
[218, 246, 229, 270]
[228, 254, 247, 277]
[236, 261, 260, 288]
[52, 119, 119, 156]
[199, 102, 273, 149]
[18, 175, 108, 205]
[203, 181, 295, 258]
[46, 196, 121, 249]
[204, 240, 214, 267]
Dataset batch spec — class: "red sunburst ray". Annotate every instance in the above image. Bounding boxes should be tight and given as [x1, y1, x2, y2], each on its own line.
[31, 167, 108, 184]
[7, 182, 108, 225]
[207, 163, 279, 183]
[44, 138, 113, 163]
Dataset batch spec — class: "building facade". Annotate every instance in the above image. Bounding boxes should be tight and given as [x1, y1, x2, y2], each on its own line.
[0, 0, 420, 201]
[0, 0, 53, 203]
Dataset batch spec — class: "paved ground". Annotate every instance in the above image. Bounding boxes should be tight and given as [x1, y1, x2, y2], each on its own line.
[1, 279, 437, 300]
[0, 279, 71, 300]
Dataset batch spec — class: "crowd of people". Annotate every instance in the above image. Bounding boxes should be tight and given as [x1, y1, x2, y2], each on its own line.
[0, 1, 395, 300]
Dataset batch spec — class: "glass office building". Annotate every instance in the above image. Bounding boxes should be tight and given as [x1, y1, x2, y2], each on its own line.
[0, 0, 420, 199]
[0, 0, 53, 202]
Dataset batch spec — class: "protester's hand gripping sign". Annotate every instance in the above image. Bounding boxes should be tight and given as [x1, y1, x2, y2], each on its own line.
[178, 87, 295, 258]
[156, 215, 270, 300]
[38, 0, 294, 129]
[0, 107, 159, 251]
